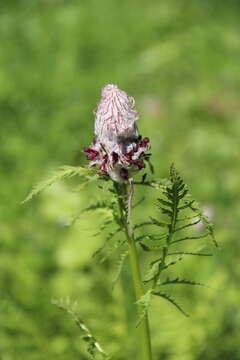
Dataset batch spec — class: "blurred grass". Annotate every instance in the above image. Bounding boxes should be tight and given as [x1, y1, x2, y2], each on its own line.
[1, 1, 240, 359]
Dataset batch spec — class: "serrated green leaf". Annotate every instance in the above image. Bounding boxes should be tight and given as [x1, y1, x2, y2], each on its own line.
[177, 214, 199, 222]
[70, 201, 112, 226]
[52, 297, 109, 359]
[168, 251, 212, 257]
[140, 242, 164, 251]
[162, 191, 173, 201]
[162, 256, 183, 270]
[171, 233, 209, 245]
[92, 228, 122, 262]
[112, 249, 128, 290]
[139, 242, 151, 251]
[166, 186, 173, 194]
[189, 202, 218, 247]
[134, 219, 167, 230]
[174, 219, 201, 232]
[159, 207, 173, 217]
[143, 261, 161, 283]
[159, 277, 207, 287]
[149, 217, 169, 228]
[178, 188, 188, 200]
[153, 291, 189, 317]
[81, 201, 110, 214]
[133, 178, 169, 189]
[176, 182, 185, 193]
[178, 200, 195, 211]
[93, 220, 116, 236]
[22, 166, 97, 203]
[157, 198, 172, 208]
[169, 163, 177, 179]
[135, 233, 167, 243]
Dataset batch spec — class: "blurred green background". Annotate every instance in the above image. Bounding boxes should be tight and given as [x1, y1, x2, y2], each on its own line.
[1, 0, 240, 359]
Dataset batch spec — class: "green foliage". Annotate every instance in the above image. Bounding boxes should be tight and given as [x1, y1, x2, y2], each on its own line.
[112, 249, 129, 290]
[144, 261, 161, 283]
[134, 177, 169, 189]
[71, 200, 112, 226]
[81, 201, 111, 214]
[152, 292, 189, 317]
[23, 166, 98, 203]
[168, 250, 212, 257]
[52, 298, 110, 360]
[137, 165, 216, 317]
[189, 200, 218, 247]
[159, 277, 207, 287]
[68, 189, 128, 268]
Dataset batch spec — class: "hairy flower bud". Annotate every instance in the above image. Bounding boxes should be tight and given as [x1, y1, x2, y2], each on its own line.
[84, 84, 150, 182]
[95, 84, 139, 142]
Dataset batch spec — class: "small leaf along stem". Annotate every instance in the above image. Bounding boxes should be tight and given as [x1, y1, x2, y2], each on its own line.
[114, 180, 152, 360]
[152, 165, 181, 288]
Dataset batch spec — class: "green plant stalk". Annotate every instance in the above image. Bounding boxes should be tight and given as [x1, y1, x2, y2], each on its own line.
[114, 181, 152, 360]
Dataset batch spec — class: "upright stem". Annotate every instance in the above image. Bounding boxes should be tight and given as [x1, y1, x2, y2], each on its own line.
[114, 181, 152, 360]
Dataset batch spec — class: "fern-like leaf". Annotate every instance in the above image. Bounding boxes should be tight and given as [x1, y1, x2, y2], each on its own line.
[52, 297, 109, 359]
[93, 232, 125, 263]
[168, 251, 212, 257]
[157, 198, 173, 208]
[148, 217, 170, 228]
[143, 261, 161, 283]
[140, 242, 165, 251]
[177, 200, 195, 211]
[112, 249, 128, 289]
[134, 222, 153, 230]
[153, 291, 189, 317]
[135, 233, 167, 243]
[69, 201, 112, 226]
[171, 233, 209, 245]
[161, 256, 183, 270]
[174, 219, 201, 232]
[189, 201, 218, 247]
[133, 178, 169, 189]
[81, 201, 110, 214]
[142, 164, 215, 309]
[159, 277, 207, 287]
[22, 166, 97, 203]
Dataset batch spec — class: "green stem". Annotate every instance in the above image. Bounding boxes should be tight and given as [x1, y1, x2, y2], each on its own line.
[114, 181, 152, 360]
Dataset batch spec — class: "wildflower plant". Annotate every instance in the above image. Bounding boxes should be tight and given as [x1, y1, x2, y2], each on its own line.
[24, 84, 217, 360]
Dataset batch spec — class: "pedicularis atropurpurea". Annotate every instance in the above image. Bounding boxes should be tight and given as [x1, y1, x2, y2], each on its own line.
[24, 84, 217, 360]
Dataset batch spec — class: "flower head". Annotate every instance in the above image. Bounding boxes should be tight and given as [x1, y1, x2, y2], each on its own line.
[84, 84, 150, 182]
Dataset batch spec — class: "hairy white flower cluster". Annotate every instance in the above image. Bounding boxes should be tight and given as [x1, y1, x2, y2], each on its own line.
[84, 84, 150, 182]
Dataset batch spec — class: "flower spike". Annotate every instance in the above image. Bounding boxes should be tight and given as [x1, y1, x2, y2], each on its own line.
[84, 84, 151, 182]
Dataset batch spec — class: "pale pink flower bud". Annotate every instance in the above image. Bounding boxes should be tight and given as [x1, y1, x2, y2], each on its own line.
[94, 84, 139, 142]
[84, 84, 150, 183]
